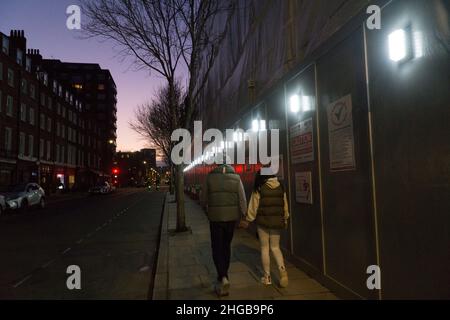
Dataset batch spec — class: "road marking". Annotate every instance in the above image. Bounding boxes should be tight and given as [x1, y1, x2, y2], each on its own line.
[76, 238, 84, 244]
[13, 275, 32, 288]
[62, 247, 71, 254]
[86, 233, 93, 238]
[102, 223, 107, 227]
[95, 226, 102, 232]
[41, 259, 55, 268]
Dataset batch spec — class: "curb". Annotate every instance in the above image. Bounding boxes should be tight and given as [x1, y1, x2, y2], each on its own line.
[151, 192, 170, 300]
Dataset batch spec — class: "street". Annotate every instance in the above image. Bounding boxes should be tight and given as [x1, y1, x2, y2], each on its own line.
[0, 188, 166, 299]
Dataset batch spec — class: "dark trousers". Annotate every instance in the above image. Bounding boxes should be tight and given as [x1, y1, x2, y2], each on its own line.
[210, 221, 236, 281]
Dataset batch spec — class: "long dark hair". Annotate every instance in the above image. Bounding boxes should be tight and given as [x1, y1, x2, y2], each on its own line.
[253, 170, 275, 193]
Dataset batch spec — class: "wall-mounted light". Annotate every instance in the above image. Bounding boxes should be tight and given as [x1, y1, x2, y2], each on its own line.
[252, 119, 266, 131]
[290, 94, 300, 113]
[252, 119, 259, 132]
[413, 31, 424, 59]
[388, 28, 415, 62]
[302, 96, 312, 112]
[290, 94, 313, 113]
[259, 120, 266, 131]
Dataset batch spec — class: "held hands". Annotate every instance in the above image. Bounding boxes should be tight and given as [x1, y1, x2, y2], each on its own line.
[238, 219, 250, 229]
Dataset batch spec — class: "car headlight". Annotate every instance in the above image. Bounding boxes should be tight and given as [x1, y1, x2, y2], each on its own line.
[7, 200, 18, 209]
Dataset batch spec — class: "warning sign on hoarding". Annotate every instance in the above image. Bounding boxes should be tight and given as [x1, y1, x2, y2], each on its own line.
[290, 118, 314, 164]
[326, 94, 356, 171]
[295, 171, 312, 204]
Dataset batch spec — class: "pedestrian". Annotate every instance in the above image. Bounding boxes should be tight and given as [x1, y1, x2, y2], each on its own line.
[240, 169, 289, 287]
[205, 164, 247, 297]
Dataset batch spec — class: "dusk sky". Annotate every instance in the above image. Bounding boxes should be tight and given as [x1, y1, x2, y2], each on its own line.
[0, 0, 166, 153]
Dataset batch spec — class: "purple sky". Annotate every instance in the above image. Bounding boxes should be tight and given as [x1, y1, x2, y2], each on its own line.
[0, 0, 166, 154]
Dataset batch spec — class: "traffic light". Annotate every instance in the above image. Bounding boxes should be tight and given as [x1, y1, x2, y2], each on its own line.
[112, 168, 120, 175]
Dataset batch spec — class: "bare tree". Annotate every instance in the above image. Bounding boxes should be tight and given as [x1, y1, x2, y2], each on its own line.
[82, 0, 230, 232]
[130, 82, 185, 193]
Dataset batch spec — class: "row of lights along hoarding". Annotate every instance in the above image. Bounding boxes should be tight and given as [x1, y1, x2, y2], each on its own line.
[185, 25, 424, 173]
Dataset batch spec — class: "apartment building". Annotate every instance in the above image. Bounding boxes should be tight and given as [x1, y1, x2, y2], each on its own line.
[0, 30, 115, 192]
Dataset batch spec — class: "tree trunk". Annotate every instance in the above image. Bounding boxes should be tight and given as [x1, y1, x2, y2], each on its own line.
[169, 164, 175, 195]
[175, 164, 187, 232]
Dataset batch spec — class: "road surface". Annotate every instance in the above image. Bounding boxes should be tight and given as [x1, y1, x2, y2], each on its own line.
[0, 188, 165, 299]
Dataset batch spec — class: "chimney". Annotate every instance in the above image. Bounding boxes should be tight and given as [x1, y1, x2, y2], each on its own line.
[28, 48, 43, 72]
[9, 29, 27, 63]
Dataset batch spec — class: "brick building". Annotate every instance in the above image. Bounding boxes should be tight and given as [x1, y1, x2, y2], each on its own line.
[42, 60, 117, 174]
[0, 29, 116, 193]
[114, 149, 156, 187]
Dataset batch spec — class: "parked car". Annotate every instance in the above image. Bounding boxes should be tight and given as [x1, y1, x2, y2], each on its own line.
[0, 183, 46, 212]
[88, 181, 114, 195]
[0, 195, 6, 216]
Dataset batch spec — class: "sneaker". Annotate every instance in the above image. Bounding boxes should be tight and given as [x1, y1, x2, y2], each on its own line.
[221, 277, 230, 296]
[215, 277, 230, 297]
[261, 274, 272, 285]
[279, 267, 289, 288]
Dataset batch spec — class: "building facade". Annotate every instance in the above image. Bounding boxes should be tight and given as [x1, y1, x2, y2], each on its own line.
[114, 149, 157, 187]
[0, 29, 116, 192]
[42, 60, 117, 174]
[184, 0, 450, 299]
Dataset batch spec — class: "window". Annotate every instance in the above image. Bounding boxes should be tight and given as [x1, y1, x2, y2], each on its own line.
[47, 118, 52, 132]
[68, 110, 72, 122]
[61, 125, 65, 138]
[73, 84, 83, 90]
[4, 127, 12, 151]
[46, 141, 51, 160]
[16, 48, 23, 65]
[40, 93, 45, 106]
[30, 84, 35, 99]
[56, 144, 61, 162]
[28, 135, 34, 157]
[21, 79, 27, 94]
[29, 108, 35, 125]
[62, 107, 66, 118]
[19, 132, 25, 156]
[20, 103, 27, 122]
[53, 80, 57, 93]
[0, 90, 2, 112]
[68, 147, 72, 165]
[0, 62, 3, 80]
[7, 68, 14, 87]
[39, 139, 44, 158]
[40, 114, 45, 130]
[98, 94, 106, 100]
[61, 146, 65, 163]
[26, 57, 31, 72]
[6, 95, 13, 116]
[2, 36, 9, 54]
[57, 103, 61, 115]
[48, 97, 52, 110]
[56, 122, 60, 136]
[98, 84, 105, 90]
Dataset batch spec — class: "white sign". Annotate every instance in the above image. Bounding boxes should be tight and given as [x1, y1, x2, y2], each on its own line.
[295, 171, 312, 204]
[290, 118, 314, 164]
[326, 95, 356, 171]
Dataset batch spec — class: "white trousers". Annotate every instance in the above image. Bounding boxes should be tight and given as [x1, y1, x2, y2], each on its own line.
[257, 226, 286, 275]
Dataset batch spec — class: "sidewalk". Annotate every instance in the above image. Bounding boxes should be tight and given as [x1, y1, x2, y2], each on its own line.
[153, 193, 338, 300]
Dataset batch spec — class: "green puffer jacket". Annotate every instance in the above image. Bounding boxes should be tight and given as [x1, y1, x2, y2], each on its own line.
[256, 183, 285, 229]
[206, 165, 242, 222]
